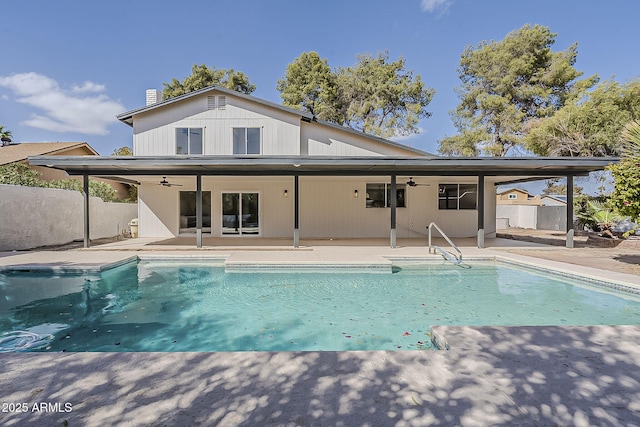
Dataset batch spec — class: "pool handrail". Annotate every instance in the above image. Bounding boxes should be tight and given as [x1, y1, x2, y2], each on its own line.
[427, 222, 463, 264]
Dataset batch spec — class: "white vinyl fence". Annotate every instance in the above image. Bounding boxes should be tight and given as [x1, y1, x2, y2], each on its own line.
[0, 184, 137, 251]
[496, 205, 567, 231]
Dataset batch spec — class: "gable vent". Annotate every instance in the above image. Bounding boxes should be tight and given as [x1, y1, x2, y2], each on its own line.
[207, 95, 227, 110]
[207, 96, 216, 110]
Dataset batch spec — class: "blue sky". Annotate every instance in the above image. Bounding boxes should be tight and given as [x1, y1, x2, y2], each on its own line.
[1, 0, 639, 160]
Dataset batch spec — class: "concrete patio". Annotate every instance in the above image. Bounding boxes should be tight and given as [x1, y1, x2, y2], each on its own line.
[1, 238, 639, 426]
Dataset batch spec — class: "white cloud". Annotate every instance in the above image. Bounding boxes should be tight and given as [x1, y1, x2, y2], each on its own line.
[0, 72, 124, 135]
[420, 0, 454, 13]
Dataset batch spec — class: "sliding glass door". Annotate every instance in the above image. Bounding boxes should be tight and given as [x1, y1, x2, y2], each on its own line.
[179, 191, 211, 234]
[222, 192, 259, 235]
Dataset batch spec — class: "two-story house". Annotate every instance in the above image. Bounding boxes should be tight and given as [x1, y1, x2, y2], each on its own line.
[30, 85, 614, 248]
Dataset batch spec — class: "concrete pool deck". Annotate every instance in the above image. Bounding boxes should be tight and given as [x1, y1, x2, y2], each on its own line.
[1, 238, 640, 426]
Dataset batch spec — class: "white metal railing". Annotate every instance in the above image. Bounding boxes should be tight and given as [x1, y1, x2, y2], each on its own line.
[428, 222, 462, 265]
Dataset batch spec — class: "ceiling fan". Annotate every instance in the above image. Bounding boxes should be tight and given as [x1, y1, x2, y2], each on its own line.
[158, 177, 183, 187]
[406, 177, 430, 187]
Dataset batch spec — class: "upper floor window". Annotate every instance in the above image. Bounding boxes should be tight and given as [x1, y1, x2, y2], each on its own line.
[366, 183, 406, 208]
[176, 128, 203, 155]
[439, 184, 477, 210]
[233, 128, 261, 154]
[508, 193, 517, 200]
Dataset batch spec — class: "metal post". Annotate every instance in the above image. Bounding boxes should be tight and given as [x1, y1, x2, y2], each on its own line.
[83, 174, 90, 248]
[566, 175, 574, 248]
[196, 174, 202, 248]
[477, 174, 485, 248]
[294, 175, 299, 248]
[390, 174, 397, 248]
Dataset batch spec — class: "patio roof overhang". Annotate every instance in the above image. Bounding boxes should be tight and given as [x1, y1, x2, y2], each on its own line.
[29, 155, 617, 184]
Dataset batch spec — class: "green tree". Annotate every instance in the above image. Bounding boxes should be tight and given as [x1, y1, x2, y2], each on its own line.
[0, 125, 12, 140]
[337, 52, 435, 138]
[111, 146, 133, 156]
[163, 64, 256, 99]
[0, 162, 42, 186]
[608, 120, 640, 221]
[541, 178, 583, 196]
[439, 24, 598, 156]
[276, 51, 342, 122]
[0, 162, 118, 202]
[277, 51, 435, 138]
[526, 80, 640, 156]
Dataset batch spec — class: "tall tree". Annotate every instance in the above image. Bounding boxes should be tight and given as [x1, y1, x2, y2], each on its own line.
[0, 125, 12, 142]
[439, 24, 598, 156]
[337, 52, 435, 138]
[163, 64, 256, 99]
[111, 146, 133, 156]
[526, 80, 640, 157]
[607, 120, 640, 222]
[276, 52, 342, 123]
[277, 51, 435, 138]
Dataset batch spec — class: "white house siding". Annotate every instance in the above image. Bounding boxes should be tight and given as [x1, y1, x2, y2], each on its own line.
[300, 122, 420, 156]
[137, 177, 293, 238]
[297, 176, 489, 239]
[133, 92, 301, 156]
[136, 176, 490, 240]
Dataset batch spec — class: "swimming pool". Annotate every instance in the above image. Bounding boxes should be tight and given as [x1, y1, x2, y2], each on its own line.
[1, 260, 639, 352]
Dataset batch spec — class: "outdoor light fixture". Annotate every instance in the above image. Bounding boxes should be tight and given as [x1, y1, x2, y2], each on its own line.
[284, 189, 288, 198]
[354, 189, 359, 198]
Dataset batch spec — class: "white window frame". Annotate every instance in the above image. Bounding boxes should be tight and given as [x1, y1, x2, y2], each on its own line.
[438, 183, 477, 210]
[508, 194, 518, 200]
[232, 127, 262, 155]
[176, 127, 204, 155]
[365, 183, 406, 208]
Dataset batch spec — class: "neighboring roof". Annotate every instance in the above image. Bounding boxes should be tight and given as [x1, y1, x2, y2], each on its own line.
[29, 155, 618, 185]
[115, 85, 434, 157]
[497, 188, 531, 196]
[0, 142, 98, 166]
[541, 195, 568, 203]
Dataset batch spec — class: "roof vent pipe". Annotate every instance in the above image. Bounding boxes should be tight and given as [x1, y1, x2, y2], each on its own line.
[146, 89, 163, 106]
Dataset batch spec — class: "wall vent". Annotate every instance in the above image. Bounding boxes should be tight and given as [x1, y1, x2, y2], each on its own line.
[207, 95, 226, 110]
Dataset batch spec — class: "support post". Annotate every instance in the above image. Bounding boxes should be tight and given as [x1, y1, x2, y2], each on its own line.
[566, 174, 574, 248]
[83, 174, 90, 248]
[294, 175, 299, 248]
[477, 174, 485, 248]
[196, 174, 202, 248]
[390, 174, 397, 248]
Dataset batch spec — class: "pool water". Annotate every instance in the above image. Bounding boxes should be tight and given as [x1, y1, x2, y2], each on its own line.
[1, 260, 639, 352]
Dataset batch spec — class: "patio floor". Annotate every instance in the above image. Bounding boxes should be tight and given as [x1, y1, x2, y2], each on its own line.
[1, 238, 639, 426]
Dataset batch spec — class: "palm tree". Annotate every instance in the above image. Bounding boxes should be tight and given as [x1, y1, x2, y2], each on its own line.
[620, 120, 640, 156]
[0, 125, 12, 145]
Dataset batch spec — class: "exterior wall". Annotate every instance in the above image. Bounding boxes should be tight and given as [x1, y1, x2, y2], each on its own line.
[137, 176, 484, 239]
[133, 92, 301, 156]
[138, 177, 293, 238]
[496, 205, 566, 231]
[300, 122, 420, 156]
[0, 184, 137, 251]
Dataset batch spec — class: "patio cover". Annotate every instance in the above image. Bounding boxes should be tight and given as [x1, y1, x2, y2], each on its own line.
[28, 155, 618, 249]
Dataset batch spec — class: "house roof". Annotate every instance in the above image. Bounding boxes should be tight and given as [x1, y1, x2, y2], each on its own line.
[28, 155, 617, 185]
[0, 142, 98, 166]
[497, 188, 531, 196]
[115, 85, 434, 157]
[541, 195, 568, 203]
